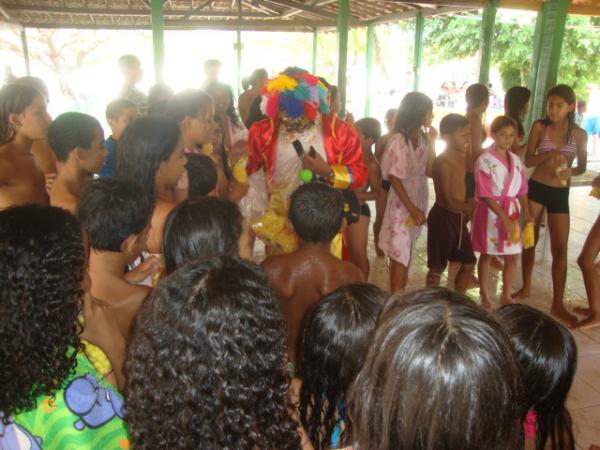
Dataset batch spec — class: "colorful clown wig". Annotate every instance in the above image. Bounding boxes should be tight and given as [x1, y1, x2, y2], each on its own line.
[260, 67, 330, 121]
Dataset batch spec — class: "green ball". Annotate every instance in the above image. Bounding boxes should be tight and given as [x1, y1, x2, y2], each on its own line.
[300, 169, 313, 183]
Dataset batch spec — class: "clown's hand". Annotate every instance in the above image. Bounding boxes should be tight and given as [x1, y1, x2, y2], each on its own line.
[303, 152, 331, 177]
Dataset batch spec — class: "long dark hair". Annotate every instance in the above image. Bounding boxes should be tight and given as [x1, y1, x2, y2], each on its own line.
[298, 284, 388, 450]
[0, 84, 42, 145]
[393, 92, 433, 141]
[504, 86, 531, 138]
[126, 256, 302, 449]
[205, 81, 242, 128]
[346, 288, 524, 450]
[541, 84, 577, 142]
[494, 304, 576, 450]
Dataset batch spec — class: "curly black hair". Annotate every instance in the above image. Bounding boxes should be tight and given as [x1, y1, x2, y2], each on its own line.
[0, 205, 84, 423]
[125, 255, 302, 449]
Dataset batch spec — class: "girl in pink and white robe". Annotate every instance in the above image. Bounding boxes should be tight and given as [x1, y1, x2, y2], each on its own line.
[472, 119, 530, 307]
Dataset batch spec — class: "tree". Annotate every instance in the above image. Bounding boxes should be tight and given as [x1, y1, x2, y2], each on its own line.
[420, 13, 600, 100]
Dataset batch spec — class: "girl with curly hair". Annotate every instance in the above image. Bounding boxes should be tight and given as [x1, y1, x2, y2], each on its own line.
[0, 204, 129, 448]
[126, 255, 304, 450]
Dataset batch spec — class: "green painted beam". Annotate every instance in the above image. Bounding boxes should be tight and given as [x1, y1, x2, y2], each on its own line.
[413, 12, 424, 91]
[20, 29, 30, 76]
[151, 0, 165, 83]
[235, 29, 243, 97]
[364, 23, 375, 116]
[525, 0, 569, 133]
[336, 0, 349, 115]
[477, 0, 498, 85]
[312, 29, 318, 74]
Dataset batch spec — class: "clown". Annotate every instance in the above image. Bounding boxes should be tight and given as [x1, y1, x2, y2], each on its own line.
[243, 67, 367, 254]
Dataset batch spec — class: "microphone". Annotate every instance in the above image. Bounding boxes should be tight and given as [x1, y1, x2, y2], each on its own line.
[292, 140, 305, 159]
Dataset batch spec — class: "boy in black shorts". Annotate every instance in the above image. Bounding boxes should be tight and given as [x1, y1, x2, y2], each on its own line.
[426, 114, 476, 293]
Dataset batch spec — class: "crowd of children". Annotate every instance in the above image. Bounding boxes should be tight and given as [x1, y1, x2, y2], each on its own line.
[0, 53, 599, 450]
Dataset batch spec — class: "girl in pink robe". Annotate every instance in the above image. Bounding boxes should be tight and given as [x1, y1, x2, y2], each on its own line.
[472, 116, 531, 308]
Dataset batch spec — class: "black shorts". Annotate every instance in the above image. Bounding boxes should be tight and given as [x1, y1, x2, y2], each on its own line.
[341, 190, 360, 225]
[427, 203, 476, 270]
[360, 203, 371, 218]
[528, 179, 569, 214]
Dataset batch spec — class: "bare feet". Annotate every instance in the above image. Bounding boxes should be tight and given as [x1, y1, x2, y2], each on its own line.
[499, 295, 516, 307]
[550, 305, 578, 328]
[480, 294, 491, 311]
[574, 315, 600, 330]
[574, 306, 591, 315]
[512, 286, 530, 300]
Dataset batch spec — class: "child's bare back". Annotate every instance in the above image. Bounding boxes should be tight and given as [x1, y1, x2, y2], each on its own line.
[0, 144, 48, 209]
[263, 246, 364, 363]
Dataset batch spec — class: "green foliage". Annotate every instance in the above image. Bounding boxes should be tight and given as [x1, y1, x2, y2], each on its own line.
[421, 14, 600, 100]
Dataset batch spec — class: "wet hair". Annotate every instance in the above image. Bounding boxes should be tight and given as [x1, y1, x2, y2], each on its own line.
[118, 54, 141, 70]
[490, 114, 517, 134]
[13, 76, 50, 101]
[77, 178, 154, 252]
[126, 255, 301, 449]
[148, 83, 174, 116]
[47, 112, 101, 162]
[354, 117, 382, 141]
[299, 283, 388, 450]
[289, 183, 344, 243]
[162, 196, 242, 274]
[346, 288, 524, 450]
[393, 92, 433, 140]
[165, 89, 212, 124]
[439, 113, 469, 135]
[205, 81, 242, 128]
[105, 98, 137, 121]
[466, 83, 490, 111]
[0, 84, 43, 145]
[494, 304, 576, 450]
[244, 95, 266, 129]
[504, 86, 531, 138]
[541, 84, 577, 142]
[186, 153, 218, 198]
[0, 205, 84, 423]
[242, 68, 268, 91]
[114, 116, 181, 194]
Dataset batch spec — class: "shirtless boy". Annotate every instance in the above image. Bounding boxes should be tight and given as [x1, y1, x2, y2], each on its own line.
[426, 113, 476, 293]
[77, 177, 157, 341]
[48, 112, 107, 214]
[262, 183, 364, 363]
[0, 84, 51, 209]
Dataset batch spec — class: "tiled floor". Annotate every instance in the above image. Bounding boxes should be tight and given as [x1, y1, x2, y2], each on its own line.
[364, 184, 600, 448]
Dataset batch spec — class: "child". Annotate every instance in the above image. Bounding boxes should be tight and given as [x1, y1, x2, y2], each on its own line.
[78, 178, 156, 340]
[373, 108, 397, 257]
[576, 100, 586, 126]
[115, 116, 187, 254]
[494, 304, 576, 450]
[345, 288, 524, 450]
[504, 86, 531, 159]
[426, 113, 476, 293]
[125, 256, 302, 449]
[162, 196, 250, 274]
[575, 175, 600, 329]
[465, 83, 490, 199]
[0, 84, 51, 209]
[297, 283, 387, 450]
[513, 85, 588, 326]
[238, 68, 268, 124]
[0, 204, 129, 448]
[351, 117, 383, 278]
[100, 98, 138, 177]
[165, 88, 214, 154]
[186, 153, 218, 197]
[262, 183, 364, 363]
[472, 115, 531, 308]
[48, 112, 107, 214]
[379, 92, 436, 293]
[118, 54, 148, 115]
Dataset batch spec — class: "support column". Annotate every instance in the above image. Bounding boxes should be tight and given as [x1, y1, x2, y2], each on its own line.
[151, 0, 165, 83]
[525, 0, 569, 132]
[336, 0, 350, 115]
[364, 23, 375, 116]
[20, 28, 30, 76]
[312, 29, 318, 74]
[413, 12, 424, 91]
[235, 29, 243, 96]
[477, 0, 498, 85]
